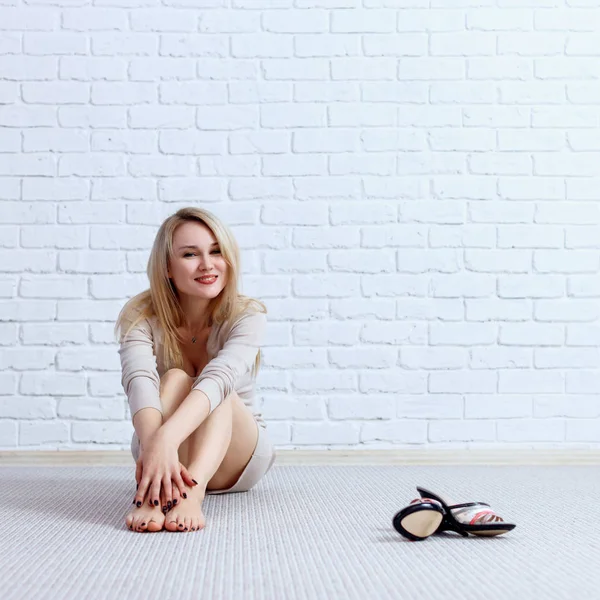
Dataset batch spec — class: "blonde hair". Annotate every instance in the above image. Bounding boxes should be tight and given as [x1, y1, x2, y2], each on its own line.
[114, 207, 266, 375]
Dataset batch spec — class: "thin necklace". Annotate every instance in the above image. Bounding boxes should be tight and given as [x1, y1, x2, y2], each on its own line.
[190, 321, 210, 344]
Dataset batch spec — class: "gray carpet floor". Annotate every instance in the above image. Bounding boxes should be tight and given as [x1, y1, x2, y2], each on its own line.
[0, 464, 597, 600]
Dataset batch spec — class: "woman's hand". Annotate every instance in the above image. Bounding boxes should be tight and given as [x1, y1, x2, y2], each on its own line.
[159, 471, 186, 514]
[133, 430, 196, 509]
[134, 452, 186, 515]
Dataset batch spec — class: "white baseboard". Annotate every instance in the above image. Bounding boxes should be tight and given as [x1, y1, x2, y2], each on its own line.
[1, 449, 599, 466]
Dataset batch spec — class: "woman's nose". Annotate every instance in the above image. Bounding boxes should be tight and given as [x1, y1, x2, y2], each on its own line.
[197, 254, 213, 269]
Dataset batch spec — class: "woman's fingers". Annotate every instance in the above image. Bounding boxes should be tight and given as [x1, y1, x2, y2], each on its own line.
[180, 464, 198, 487]
[132, 455, 144, 504]
[149, 476, 162, 507]
[135, 458, 143, 487]
[135, 464, 195, 509]
[162, 475, 173, 510]
[172, 470, 189, 499]
[160, 488, 167, 515]
[171, 481, 180, 509]
[135, 476, 151, 508]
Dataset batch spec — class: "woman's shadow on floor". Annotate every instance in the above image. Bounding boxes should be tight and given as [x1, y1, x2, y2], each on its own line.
[0, 466, 138, 530]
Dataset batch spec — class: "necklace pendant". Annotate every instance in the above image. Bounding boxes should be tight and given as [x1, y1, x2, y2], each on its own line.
[191, 337, 196, 344]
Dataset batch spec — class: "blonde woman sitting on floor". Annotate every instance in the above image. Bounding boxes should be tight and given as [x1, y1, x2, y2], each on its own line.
[115, 207, 275, 533]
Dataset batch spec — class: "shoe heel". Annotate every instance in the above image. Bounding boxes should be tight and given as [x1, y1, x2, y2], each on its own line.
[440, 514, 469, 538]
[416, 486, 471, 537]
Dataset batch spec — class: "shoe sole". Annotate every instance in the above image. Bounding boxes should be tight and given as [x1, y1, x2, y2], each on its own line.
[469, 528, 513, 537]
[393, 506, 444, 541]
[402, 510, 443, 539]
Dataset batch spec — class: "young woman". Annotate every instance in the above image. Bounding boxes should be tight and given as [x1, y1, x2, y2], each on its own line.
[115, 207, 275, 533]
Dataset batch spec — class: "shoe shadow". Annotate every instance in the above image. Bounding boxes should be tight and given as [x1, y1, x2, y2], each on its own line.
[374, 526, 512, 543]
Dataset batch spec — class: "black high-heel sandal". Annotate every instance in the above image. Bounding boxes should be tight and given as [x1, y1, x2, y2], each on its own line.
[416, 486, 516, 538]
[392, 497, 445, 541]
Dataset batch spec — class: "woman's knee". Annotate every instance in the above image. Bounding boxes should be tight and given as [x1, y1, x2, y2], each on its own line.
[161, 368, 193, 389]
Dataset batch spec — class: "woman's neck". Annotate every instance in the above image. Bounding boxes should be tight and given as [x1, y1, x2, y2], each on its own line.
[184, 313, 211, 332]
[179, 295, 211, 331]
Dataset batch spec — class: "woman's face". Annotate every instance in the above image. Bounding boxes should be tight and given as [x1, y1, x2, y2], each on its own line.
[168, 221, 228, 302]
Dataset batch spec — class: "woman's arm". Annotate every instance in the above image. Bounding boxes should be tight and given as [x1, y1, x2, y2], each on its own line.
[191, 310, 267, 412]
[118, 314, 164, 423]
[159, 310, 266, 446]
[133, 407, 163, 449]
[158, 390, 210, 448]
[122, 311, 197, 508]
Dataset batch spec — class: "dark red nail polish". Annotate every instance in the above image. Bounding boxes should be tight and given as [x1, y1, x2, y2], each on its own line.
[183, 493, 187, 499]
[173, 499, 177, 505]
[192, 479, 198, 485]
[136, 501, 141, 507]
[154, 500, 158, 506]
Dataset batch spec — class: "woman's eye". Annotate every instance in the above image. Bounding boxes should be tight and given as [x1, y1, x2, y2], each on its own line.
[182, 250, 220, 257]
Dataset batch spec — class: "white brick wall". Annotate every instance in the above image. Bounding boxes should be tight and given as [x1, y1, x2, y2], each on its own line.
[1, 1, 600, 451]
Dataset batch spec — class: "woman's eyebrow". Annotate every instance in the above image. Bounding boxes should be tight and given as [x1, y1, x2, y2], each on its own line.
[178, 242, 219, 250]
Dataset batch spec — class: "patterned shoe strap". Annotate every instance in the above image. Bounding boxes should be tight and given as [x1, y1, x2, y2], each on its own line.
[449, 502, 505, 525]
[409, 497, 443, 508]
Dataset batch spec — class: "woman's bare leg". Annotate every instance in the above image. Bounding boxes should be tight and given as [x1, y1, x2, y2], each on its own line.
[127, 367, 260, 533]
[164, 391, 235, 532]
[165, 386, 260, 533]
[125, 369, 195, 533]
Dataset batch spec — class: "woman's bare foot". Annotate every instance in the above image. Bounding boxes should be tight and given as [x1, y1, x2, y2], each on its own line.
[126, 500, 165, 533]
[164, 485, 206, 532]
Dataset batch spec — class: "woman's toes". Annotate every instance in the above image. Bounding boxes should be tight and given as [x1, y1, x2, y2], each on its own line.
[165, 517, 178, 532]
[147, 518, 163, 533]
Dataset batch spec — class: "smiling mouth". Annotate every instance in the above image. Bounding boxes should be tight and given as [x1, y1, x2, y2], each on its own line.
[195, 276, 218, 283]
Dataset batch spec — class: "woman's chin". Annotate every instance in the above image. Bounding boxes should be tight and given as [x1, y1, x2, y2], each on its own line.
[189, 287, 223, 299]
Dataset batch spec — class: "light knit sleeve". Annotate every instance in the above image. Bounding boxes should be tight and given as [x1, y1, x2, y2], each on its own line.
[118, 315, 163, 422]
[191, 310, 267, 414]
